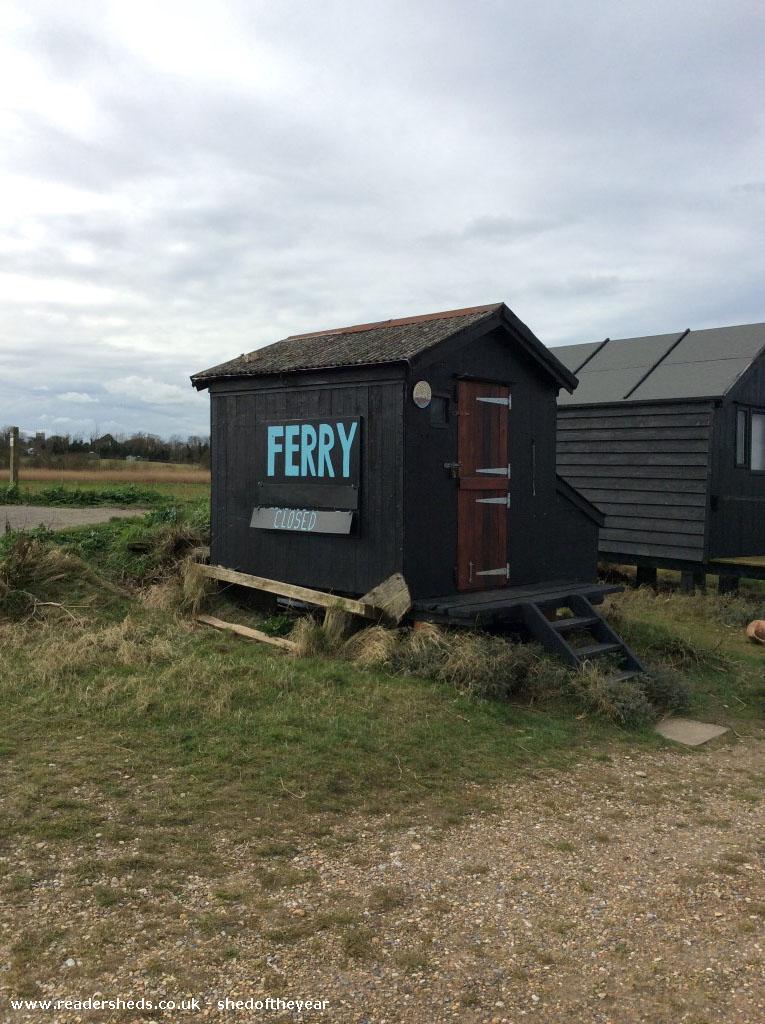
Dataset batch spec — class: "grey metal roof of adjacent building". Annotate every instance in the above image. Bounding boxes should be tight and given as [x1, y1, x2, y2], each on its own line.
[192, 302, 578, 391]
[554, 322, 765, 405]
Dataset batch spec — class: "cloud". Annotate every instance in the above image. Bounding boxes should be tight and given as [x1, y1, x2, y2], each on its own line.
[0, 0, 763, 435]
[732, 181, 765, 195]
[103, 376, 189, 405]
[58, 391, 97, 402]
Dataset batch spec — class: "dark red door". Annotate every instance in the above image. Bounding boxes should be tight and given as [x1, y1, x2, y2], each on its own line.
[456, 380, 510, 591]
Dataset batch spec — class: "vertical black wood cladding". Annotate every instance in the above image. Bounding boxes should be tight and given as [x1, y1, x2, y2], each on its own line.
[209, 372, 405, 594]
[207, 325, 600, 601]
[709, 358, 765, 557]
[403, 326, 598, 596]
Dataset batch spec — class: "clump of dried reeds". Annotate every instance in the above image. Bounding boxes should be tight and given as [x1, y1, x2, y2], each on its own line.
[341, 620, 568, 702]
[289, 615, 331, 657]
[343, 624, 401, 666]
[180, 558, 214, 614]
[0, 533, 123, 621]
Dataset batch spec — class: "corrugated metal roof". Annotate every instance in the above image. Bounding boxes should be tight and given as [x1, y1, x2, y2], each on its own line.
[191, 302, 578, 391]
[555, 322, 765, 404]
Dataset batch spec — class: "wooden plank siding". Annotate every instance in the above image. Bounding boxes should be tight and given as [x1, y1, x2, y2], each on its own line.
[707, 355, 765, 558]
[557, 401, 715, 564]
[209, 370, 405, 595]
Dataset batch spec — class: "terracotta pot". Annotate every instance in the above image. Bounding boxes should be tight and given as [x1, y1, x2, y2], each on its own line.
[746, 619, 765, 644]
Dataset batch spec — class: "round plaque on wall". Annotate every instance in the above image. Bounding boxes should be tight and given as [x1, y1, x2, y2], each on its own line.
[412, 380, 432, 409]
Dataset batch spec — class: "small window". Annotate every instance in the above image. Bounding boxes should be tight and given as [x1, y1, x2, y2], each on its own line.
[430, 395, 449, 426]
[751, 412, 765, 471]
[736, 408, 748, 467]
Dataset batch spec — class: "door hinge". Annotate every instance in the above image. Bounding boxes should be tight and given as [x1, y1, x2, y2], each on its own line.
[477, 463, 511, 478]
[476, 395, 512, 408]
[476, 563, 511, 578]
[476, 494, 511, 508]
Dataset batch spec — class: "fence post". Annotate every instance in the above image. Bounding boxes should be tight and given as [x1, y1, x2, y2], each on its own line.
[9, 426, 19, 485]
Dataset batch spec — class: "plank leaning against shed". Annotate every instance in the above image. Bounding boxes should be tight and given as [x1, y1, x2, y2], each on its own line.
[553, 322, 765, 591]
[191, 302, 643, 676]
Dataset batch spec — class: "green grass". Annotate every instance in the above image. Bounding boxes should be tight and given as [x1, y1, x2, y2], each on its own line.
[606, 588, 765, 721]
[0, 526, 762, 1002]
[0, 517, 761, 884]
[4, 479, 209, 506]
[0, 605, 633, 849]
[2, 482, 165, 507]
[0, 503, 210, 586]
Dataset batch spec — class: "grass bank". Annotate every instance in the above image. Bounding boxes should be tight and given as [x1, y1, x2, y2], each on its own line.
[0, 515, 762, 1004]
[0, 512, 761, 847]
[2, 475, 209, 507]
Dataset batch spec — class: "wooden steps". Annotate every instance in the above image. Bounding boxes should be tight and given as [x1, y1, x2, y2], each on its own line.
[518, 593, 645, 680]
[573, 641, 622, 659]
[551, 615, 598, 633]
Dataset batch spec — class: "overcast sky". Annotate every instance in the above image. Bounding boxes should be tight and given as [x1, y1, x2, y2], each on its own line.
[1, 0, 763, 439]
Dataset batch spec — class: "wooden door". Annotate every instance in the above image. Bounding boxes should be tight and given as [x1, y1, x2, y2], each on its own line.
[456, 380, 510, 591]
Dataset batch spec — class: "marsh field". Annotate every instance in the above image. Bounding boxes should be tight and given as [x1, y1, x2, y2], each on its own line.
[3, 462, 210, 507]
[0, 475, 762, 1023]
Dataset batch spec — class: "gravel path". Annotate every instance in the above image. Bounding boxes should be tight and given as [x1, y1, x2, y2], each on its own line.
[1, 737, 763, 1023]
[0, 505, 144, 531]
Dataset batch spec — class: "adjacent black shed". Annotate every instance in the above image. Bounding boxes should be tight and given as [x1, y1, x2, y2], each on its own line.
[192, 303, 606, 609]
[554, 322, 765, 585]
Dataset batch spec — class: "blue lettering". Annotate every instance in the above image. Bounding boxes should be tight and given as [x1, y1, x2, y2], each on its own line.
[317, 423, 335, 478]
[301, 425, 317, 477]
[336, 421, 357, 478]
[284, 425, 300, 477]
[267, 426, 284, 477]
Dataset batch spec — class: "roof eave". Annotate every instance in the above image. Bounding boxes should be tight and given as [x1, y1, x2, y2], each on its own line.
[191, 357, 413, 390]
[720, 341, 765, 399]
[498, 305, 579, 392]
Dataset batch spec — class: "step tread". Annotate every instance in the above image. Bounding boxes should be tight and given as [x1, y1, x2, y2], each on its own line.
[609, 669, 644, 681]
[552, 615, 599, 632]
[574, 641, 623, 658]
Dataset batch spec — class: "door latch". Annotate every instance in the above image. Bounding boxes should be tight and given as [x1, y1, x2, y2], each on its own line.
[443, 461, 462, 478]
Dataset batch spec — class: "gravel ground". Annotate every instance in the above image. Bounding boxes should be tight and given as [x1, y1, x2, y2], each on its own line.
[1, 736, 763, 1023]
[0, 505, 144, 531]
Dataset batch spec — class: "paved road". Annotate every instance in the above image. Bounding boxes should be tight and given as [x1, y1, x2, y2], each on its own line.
[0, 504, 145, 531]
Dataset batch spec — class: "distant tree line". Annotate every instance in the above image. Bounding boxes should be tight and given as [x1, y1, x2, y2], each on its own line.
[0, 427, 210, 468]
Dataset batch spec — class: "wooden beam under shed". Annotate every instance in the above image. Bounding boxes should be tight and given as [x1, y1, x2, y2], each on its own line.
[198, 563, 377, 619]
[196, 614, 297, 651]
[360, 572, 412, 625]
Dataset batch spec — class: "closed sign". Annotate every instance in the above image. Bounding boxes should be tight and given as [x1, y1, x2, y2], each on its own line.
[250, 506, 354, 535]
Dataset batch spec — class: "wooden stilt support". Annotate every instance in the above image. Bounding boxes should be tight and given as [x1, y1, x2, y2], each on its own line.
[680, 570, 706, 594]
[635, 566, 657, 590]
[718, 575, 739, 596]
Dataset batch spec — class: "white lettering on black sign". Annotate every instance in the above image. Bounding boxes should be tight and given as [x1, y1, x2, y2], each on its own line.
[250, 507, 353, 535]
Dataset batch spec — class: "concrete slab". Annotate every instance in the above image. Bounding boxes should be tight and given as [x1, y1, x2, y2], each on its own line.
[0, 504, 145, 532]
[655, 717, 729, 746]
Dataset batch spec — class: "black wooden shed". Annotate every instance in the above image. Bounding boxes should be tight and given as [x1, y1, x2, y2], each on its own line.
[191, 303, 620, 634]
[554, 322, 765, 587]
